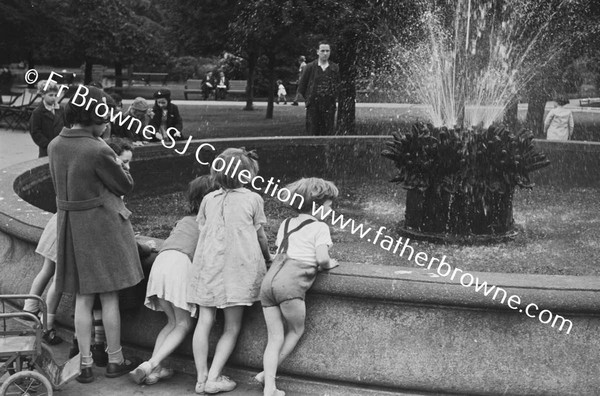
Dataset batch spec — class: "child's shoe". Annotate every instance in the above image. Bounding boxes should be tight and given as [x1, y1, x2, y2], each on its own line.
[145, 365, 174, 385]
[42, 328, 63, 345]
[204, 375, 236, 393]
[254, 371, 264, 385]
[195, 380, 206, 394]
[129, 361, 152, 384]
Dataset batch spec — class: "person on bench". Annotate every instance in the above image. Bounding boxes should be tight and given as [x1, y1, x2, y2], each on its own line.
[150, 89, 186, 141]
[201, 72, 215, 100]
[215, 71, 229, 100]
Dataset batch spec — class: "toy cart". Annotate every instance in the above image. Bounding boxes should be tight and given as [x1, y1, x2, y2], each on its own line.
[0, 294, 80, 396]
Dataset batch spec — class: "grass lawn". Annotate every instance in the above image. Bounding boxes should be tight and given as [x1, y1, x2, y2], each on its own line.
[168, 103, 600, 140]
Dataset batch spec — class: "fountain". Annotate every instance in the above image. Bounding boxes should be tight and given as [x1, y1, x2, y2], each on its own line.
[382, 1, 556, 242]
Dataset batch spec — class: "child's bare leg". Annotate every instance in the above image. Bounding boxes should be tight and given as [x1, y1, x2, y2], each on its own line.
[207, 306, 244, 381]
[151, 298, 176, 365]
[277, 299, 306, 362]
[24, 258, 55, 312]
[46, 275, 62, 316]
[74, 293, 95, 363]
[262, 306, 285, 396]
[149, 300, 192, 369]
[193, 306, 215, 384]
[98, 292, 124, 363]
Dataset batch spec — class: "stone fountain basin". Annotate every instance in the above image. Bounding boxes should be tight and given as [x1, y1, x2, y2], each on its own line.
[1, 136, 599, 396]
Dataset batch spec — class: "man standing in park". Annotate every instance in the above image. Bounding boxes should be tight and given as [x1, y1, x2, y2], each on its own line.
[298, 41, 340, 135]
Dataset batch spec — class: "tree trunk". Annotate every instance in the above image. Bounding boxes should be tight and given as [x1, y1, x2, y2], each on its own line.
[525, 87, 550, 138]
[336, 39, 357, 135]
[84, 59, 93, 85]
[244, 51, 258, 111]
[336, 78, 356, 135]
[502, 99, 519, 131]
[115, 61, 123, 88]
[266, 53, 275, 119]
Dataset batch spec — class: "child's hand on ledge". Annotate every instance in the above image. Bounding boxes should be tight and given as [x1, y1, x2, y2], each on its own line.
[321, 258, 339, 271]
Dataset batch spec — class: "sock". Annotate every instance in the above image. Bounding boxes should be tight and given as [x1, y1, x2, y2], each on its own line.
[47, 313, 55, 330]
[107, 346, 124, 364]
[93, 310, 106, 344]
[23, 299, 38, 312]
[81, 353, 93, 368]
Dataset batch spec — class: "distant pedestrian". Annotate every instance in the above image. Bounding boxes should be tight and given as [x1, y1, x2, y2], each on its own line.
[29, 80, 65, 157]
[276, 80, 287, 105]
[544, 95, 574, 140]
[292, 56, 307, 106]
[201, 72, 215, 100]
[298, 41, 340, 135]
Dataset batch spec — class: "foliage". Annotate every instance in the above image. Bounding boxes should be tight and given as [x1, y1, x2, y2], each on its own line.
[381, 123, 551, 198]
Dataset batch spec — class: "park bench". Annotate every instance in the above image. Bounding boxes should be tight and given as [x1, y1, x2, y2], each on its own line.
[129, 72, 168, 86]
[579, 98, 600, 107]
[183, 79, 203, 100]
[183, 79, 247, 100]
[228, 80, 247, 94]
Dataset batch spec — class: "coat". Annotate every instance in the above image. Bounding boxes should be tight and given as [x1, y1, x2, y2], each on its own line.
[29, 103, 64, 157]
[297, 60, 340, 108]
[48, 128, 143, 295]
[544, 106, 574, 140]
[149, 102, 183, 133]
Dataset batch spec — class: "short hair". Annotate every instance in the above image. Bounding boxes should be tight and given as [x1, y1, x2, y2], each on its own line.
[285, 177, 338, 213]
[299, 55, 306, 61]
[555, 95, 569, 106]
[317, 40, 331, 49]
[65, 85, 110, 126]
[37, 80, 59, 94]
[187, 175, 218, 215]
[211, 147, 259, 189]
[107, 139, 133, 156]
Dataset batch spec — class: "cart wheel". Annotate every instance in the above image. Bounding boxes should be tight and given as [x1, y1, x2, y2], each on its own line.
[0, 370, 53, 396]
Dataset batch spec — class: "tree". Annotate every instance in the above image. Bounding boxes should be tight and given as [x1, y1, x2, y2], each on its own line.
[228, 0, 302, 116]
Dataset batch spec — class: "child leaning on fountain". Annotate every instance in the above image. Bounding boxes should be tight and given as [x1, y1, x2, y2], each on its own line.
[129, 175, 218, 386]
[257, 177, 340, 396]
[188, 147, 271, 394]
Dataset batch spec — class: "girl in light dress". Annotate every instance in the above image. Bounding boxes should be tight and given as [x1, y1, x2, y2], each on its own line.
[257, 178, 340, 396]
[189, 148, 271, 394]
[544, 95, 574, 140]
[130, 175, 217, 386]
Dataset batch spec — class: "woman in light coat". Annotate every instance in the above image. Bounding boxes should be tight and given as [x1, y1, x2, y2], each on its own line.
[544, 96, 574, 140]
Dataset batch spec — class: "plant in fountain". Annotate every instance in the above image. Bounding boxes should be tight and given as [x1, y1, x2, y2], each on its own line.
[383, 0, 556, 241]
[382, 123, 550, 237]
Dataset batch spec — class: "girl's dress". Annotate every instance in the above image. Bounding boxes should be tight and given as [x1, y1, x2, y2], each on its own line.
[545, 106, 574, 140]
[188, 188, 267, 308]
[35, 213, 58, 262]
[260, 214, 332, 307]
[145, 216, 199, 316]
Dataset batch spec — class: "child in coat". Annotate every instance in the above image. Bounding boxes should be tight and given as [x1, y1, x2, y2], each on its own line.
[189, 148, 271, 394]
[257, 177, 340, 396]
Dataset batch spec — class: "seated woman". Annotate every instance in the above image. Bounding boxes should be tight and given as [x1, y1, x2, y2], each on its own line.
[149, 89, 185, 141]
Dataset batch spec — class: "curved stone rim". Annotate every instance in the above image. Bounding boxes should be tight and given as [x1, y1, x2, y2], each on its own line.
[1, 136, 600, 314]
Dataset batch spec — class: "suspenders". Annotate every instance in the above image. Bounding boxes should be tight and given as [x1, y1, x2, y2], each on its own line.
[277, 218, 316, 254]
